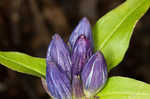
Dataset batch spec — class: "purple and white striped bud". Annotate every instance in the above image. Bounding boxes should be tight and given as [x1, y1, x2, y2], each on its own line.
[46, 61, 72, 99]
[44, 17, 108, 99]
[69, 17, 93, 49]
[47, 34, 72, 79]
[71, 35, 93, 75]
[81, 51, 108, 97]
[72, 75, 84, 99]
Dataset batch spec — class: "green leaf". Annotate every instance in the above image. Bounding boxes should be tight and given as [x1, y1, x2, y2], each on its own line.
[93, 0, 150, 72]
[0, 51, 46, 78]
[97, 76, 150, 99]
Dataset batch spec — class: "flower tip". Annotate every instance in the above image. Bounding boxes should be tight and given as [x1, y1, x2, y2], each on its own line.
[79, 34, 86, 39]
[76, 35, 88, 43]
[95, 51, 104, 58]
[80, 17, 90, 24]
[69, 17, 93, 48]
[78, 17, 91, 30]
[52, 33, 61, 40]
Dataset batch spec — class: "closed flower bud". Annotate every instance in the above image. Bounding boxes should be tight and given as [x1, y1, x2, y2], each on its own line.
[72, 35, 93, 75]
[46, 61, 72, 99]
[81, 51, 108, 97]
[44, 17, 108, 99]
[72, 75, 84, 99]
[47, 34, 72, 79]
[69, 17, 93, 48]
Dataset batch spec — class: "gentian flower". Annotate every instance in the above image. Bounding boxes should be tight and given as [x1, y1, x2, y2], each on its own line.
[43, 17, 108, 99]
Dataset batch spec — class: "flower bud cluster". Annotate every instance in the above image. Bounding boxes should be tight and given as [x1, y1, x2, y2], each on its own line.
[44, 18, 108, 99]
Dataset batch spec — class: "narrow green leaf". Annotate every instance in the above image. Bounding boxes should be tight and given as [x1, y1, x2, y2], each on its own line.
[97, 76, 150, 99]
[0, 51, 46, 78]
[93, 0, 150, 71]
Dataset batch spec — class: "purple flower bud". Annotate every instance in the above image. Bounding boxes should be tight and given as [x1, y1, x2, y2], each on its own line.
[81, 51, 108, 97]
[71, 35, 93, 75]
[47, 34, 72, 79]
[46, 61, 72, 99]
[45, 18, 108, 99]
[72, 75, 84, 99]
[69, 17, 93, 49]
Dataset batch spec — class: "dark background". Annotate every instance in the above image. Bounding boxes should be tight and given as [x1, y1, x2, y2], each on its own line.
[0, 0, 150, 99]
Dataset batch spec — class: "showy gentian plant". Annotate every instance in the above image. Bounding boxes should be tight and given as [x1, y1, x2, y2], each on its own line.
[0, 0, 150, 99]
[45, 18, 107, 99]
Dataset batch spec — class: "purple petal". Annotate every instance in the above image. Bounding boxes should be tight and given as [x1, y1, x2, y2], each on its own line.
[46, 62, 72, 99]
[71, 35, 93, 75]
[47, 34, 72, 79]
[72, 75, 84, 99]
[69, 17, 93, 49]
[81, 51, 108, 97]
